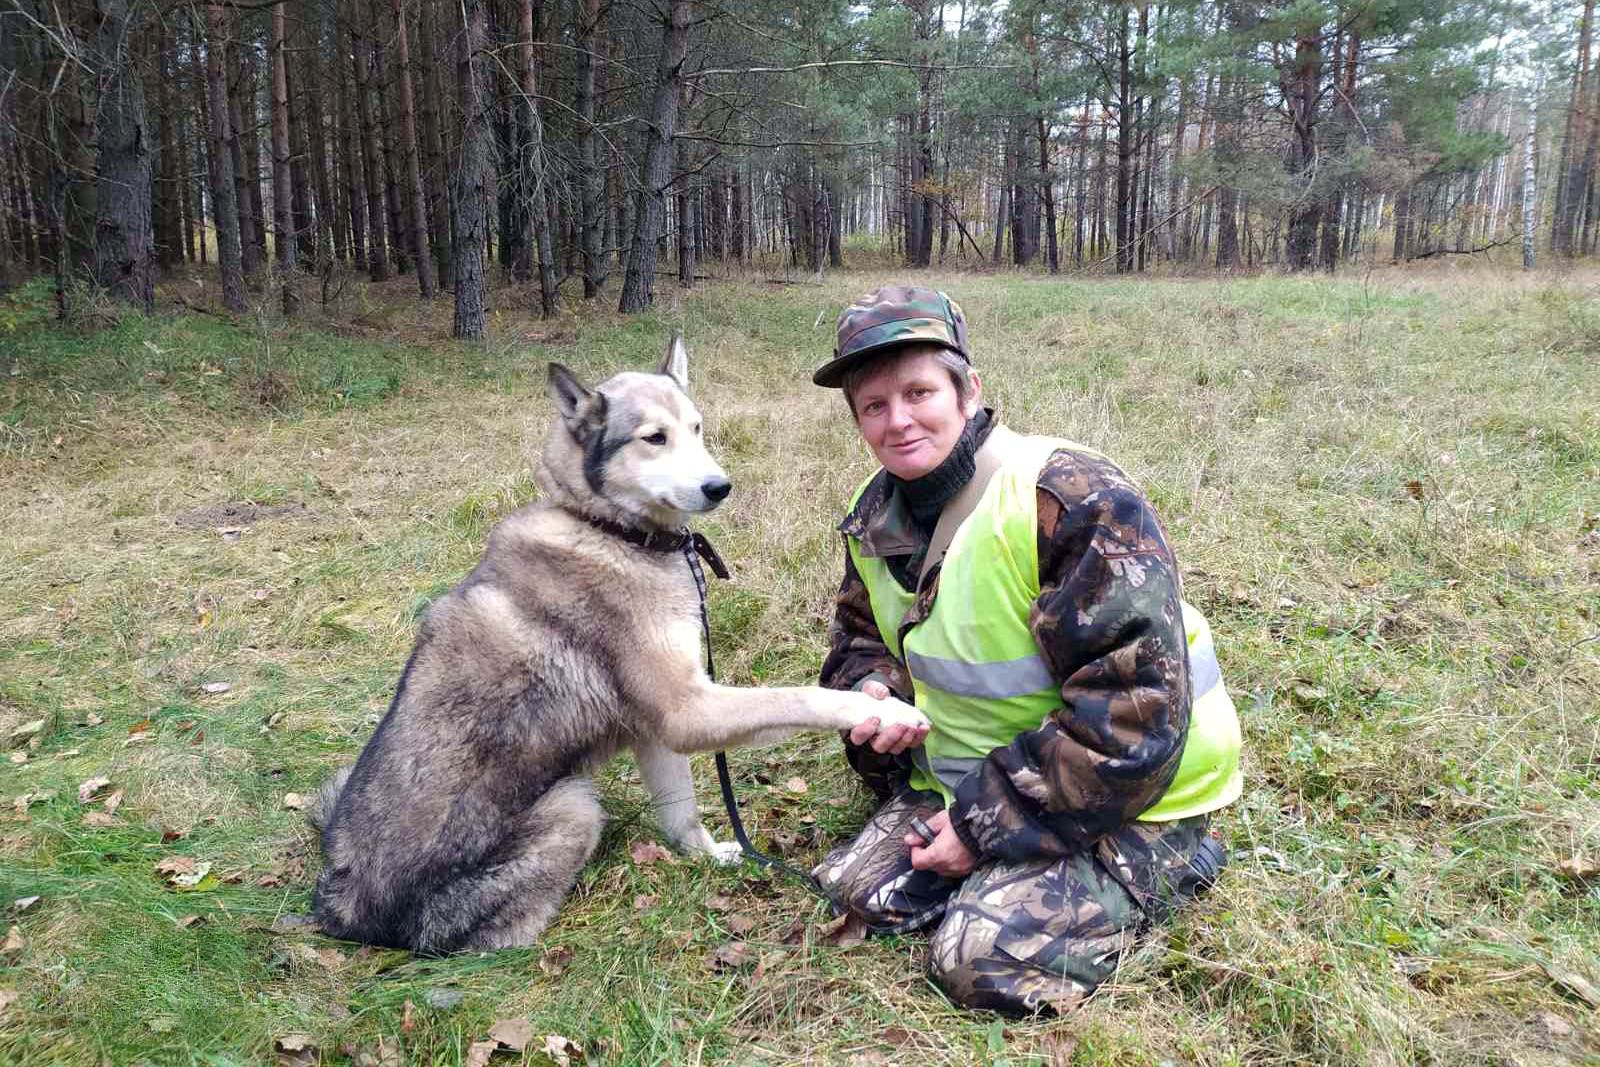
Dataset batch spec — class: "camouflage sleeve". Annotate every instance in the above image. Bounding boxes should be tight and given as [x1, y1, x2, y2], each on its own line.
[948, 450, 1190, 863]
[821, 540, 913, 802]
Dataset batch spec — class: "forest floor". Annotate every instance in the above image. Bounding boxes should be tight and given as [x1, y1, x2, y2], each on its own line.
[0, 258, 1597, 1066]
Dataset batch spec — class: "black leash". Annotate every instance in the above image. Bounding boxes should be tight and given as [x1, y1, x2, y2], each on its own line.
[682, 531, 946, 936]
[577, 510, 936, 932]
[679, 532, 829, 890]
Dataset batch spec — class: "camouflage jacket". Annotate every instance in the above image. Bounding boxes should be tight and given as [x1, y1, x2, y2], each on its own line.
[821, 419, 1192, 864]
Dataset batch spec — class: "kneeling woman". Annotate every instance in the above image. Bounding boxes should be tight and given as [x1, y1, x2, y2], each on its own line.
[812, 285, 1242, 1014]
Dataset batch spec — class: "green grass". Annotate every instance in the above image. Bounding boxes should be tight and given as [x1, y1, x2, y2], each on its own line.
[2, 258, 1598, 1065]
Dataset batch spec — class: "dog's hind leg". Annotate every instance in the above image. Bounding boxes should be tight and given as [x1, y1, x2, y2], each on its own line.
[634, 740, 741, 864]
[417, 777, 606, 952]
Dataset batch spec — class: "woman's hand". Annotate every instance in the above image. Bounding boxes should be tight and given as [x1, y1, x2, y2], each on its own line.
[904, 809, 976, 878]
[847, 680, 929, 755]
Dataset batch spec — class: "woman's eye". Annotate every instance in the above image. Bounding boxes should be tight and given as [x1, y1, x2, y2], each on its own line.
[643, 431, 667, 446]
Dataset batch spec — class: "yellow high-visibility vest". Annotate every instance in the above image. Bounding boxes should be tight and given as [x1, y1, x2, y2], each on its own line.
[847, 434, 1242, 822]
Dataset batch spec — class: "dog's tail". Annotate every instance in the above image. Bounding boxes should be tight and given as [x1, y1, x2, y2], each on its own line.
[305, 765, 355, 835]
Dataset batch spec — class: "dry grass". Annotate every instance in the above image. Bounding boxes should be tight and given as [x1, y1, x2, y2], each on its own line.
[0, 258, 1597, 1066]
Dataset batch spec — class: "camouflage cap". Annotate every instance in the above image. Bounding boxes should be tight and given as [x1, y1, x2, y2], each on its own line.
[813, 284, 971, 388]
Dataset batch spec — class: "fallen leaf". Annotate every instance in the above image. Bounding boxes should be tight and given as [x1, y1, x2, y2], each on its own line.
[177, 915, 204, 929]
[425, 988, 465, 1009]
[156, 856, 196, 878]
[632, 894, 658, 910]
[2, 925, 24, 959]
[539, 946, 574, 977]
[488, 1017, 535, 1052]
[1556, 855, 1599, 881]
[704, 895, 735, 913]
[102, 791, 123, 814]
[352, 1035, 403, 1067]
[817, 911, 869, 950]
[201, 682, 232, 695]
[77, 776, 112, 803]
[776, 918, 808, 945]
[315, 947, 346, 969]
[122, 733, 150, 747]
[709, 940, 755, 971]
[400, 999, 417, 1034]
[0, 990, 18, 1015]
[82, 811, 121, 828]
[171, 861, 213, 889]
[1543, 962, 1600, 1008]
[54, 748, 80, 759]
[189, 728, 206, 745]
[274, 1032, 317, 1067]
[881, 1026, 914, 1046]
[267, 914, 320, 935]
[160, 828, 184, 843]
[11, 896, 41, 915]
[727, 915, 756, 936]
[541, 1034, 583, 1066]
[127, 718, 153, 735]
[282, 793, 309, 811]
[251, 588, 272, 601]
[8, 752, 24, 765]
[1404, 479, 1425, 501]
[465, 1041, 498, 1067]
[8, 719, 44, 744]
[629, 841, 674, 866]
[1042, 1031, 1080, 1066]
[85, 713, 104, 727]
[784, 777, 809, 794]
[1534, 1010, 1574, 1039]
[753, 948, 787, 980]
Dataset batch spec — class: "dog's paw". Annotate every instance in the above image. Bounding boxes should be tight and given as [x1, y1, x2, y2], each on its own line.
[708, 840, 746, 866]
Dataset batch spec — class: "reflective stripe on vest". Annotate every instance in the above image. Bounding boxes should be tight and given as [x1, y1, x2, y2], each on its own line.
[847, 434, 1242, 822]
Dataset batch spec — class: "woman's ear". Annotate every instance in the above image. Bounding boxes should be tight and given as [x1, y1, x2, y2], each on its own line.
[963, 370, 983, 417]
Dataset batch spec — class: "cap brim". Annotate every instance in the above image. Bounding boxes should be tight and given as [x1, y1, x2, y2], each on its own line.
[812, 338, 965, 388]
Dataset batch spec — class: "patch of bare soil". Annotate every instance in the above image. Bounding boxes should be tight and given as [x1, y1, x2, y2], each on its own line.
[172, 501, 322, 530]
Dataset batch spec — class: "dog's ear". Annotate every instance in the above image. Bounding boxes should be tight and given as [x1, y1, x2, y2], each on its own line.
[548, 363, 607, 440]
[658, 335, 689, 392]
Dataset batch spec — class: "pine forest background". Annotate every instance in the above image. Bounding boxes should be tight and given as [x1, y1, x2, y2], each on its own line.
[0, 0, 1598, 331]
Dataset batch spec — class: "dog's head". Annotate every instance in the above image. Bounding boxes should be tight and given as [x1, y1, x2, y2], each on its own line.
[546, 337, 731, 525]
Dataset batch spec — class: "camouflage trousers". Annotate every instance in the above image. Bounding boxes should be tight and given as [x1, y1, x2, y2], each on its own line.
[812, 790, 1222, 1014]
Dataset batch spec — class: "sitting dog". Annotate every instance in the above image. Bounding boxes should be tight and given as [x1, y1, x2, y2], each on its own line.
[310, 337, 927, 952]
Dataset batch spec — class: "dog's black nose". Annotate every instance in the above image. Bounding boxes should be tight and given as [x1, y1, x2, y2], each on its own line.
[702, 477, 732, 502]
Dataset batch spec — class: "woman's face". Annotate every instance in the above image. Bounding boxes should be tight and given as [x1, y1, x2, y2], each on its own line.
[850, 346, 981, 480]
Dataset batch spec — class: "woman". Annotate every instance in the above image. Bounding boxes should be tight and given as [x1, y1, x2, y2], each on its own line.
[811, 284, 1242, 1014]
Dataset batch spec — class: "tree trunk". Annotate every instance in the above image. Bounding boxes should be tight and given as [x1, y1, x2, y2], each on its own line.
[338, 38, 367, 272]
[227, 34, 259, 280]
[394, 0, 436, 298]
[618, 0, 689, 314]
[352, 3, 389, 280]
[420, 0, 451, 287]
[576, 0, 603, 296]
[1522, 104, 1537, 270]
[271, 2, 298, 314]
[453, 0, 490, 338]
[519, 0, 556, 316]
[1114, 7, 1135, 273]
[369, 0, 406, 274]
[91, 0, 154, 311]
[203, 5, 245, 311]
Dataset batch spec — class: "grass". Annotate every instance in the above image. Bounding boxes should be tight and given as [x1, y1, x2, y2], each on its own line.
[1, 255, 1598, 1066]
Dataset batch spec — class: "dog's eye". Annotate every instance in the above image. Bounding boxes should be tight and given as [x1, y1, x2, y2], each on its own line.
[643, 430, 667, 446]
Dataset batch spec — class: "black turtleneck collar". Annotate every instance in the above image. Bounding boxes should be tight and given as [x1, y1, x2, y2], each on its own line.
[889, 408, 993, 538]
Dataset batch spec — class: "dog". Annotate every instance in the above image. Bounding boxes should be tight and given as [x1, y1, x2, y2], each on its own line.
[309, 337, 928, 953]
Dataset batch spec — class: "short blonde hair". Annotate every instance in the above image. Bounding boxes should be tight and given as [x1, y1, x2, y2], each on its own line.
[841, 345, 975, 418]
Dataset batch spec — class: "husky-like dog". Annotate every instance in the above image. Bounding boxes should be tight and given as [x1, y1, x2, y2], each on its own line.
[310, 338, 926, 953]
